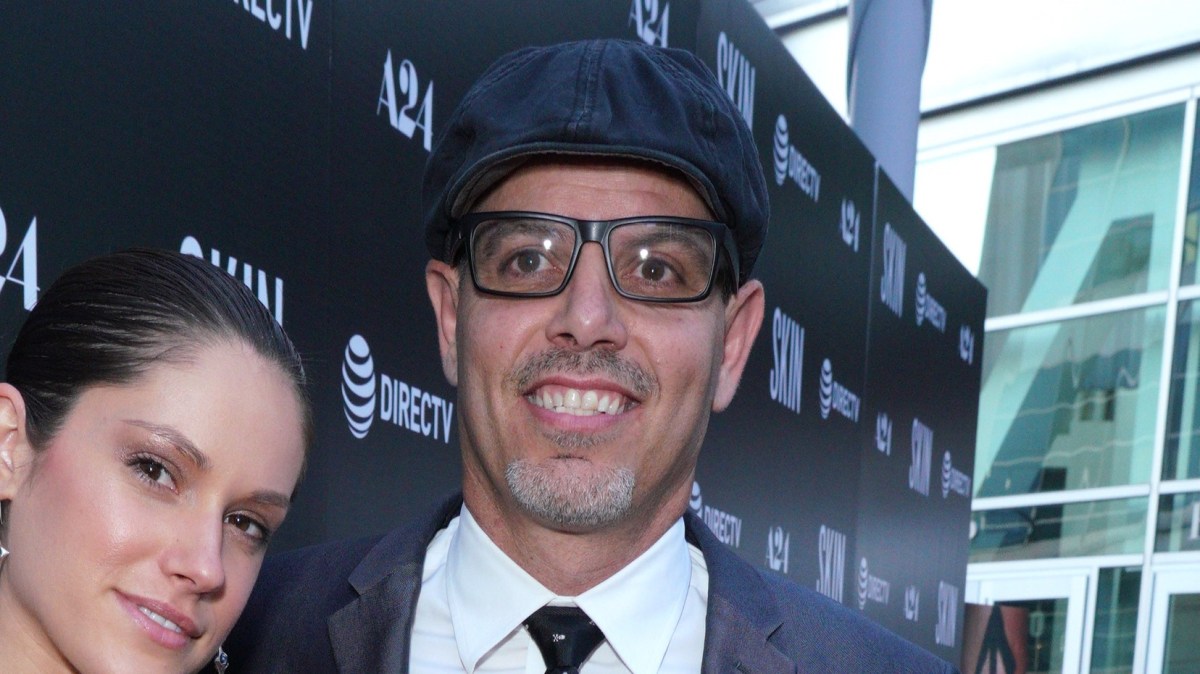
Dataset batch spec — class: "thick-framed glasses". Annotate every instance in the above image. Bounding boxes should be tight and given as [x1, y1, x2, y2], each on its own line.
[449, 211, 739, 303]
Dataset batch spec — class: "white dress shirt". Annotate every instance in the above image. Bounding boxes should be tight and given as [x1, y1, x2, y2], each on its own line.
[409, 506, 708, 673]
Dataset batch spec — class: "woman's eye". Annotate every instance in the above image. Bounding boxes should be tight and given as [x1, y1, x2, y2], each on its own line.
[226, 513, 270, 544]
[131, 456, 177, 490]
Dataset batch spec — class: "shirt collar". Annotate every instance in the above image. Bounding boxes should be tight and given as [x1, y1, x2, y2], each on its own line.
[446, 507, 692, 674]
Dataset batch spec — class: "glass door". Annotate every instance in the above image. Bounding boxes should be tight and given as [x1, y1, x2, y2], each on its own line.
[1144, 566, 1200, 673]
[970, 570, 1090, 673]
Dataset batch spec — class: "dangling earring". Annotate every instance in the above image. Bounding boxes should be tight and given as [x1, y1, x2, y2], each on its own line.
[214, 645, 229, 674]
[0, 502, 8, 561]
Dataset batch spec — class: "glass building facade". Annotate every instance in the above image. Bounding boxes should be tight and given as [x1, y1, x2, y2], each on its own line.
[915, 70, 1200, 673]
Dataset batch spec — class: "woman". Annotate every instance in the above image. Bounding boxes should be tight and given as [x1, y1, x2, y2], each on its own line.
[0, 249, 311, 673]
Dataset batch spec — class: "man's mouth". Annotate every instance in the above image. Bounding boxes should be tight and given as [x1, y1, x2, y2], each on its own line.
[526, 384, 631, 416]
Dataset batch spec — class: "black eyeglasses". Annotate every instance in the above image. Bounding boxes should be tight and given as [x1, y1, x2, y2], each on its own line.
[448, 211, 739, 303]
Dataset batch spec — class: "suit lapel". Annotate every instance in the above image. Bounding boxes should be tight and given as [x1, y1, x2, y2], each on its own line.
[327, 495, 464, 674]
[688, 512, 798, 674]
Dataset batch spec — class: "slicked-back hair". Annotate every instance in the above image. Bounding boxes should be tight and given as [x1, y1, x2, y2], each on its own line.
[5, 248, 311, 453]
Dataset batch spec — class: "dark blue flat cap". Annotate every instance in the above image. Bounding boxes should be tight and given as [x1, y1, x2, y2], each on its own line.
[422, 38, 769, 284]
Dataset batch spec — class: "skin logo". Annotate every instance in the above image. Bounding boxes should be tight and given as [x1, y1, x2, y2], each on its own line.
[689, 480, 703, 513]
[629, 0, 669, 47]
[341, 335, 376, 439]
[818, 358, 834, 419]
[769, 307, 804, 415]
[180, 236, 285, 325]
[716, 32, 755, 130]
[880, 224, 907, 317]
[0, 204, 38, 311]
[840, 199, 860, 252]
[816, 525, 846, 602]
[766, 526, 790, 573]
[773, 114, 789, 187]
[857, 557, 870, 609]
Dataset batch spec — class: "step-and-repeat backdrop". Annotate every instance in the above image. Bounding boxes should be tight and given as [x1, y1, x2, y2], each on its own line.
[0, 0, 985, 660]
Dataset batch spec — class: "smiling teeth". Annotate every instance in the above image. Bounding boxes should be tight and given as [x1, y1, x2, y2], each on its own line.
[529, 387, 628, 415]
[139, 607, 182, 634]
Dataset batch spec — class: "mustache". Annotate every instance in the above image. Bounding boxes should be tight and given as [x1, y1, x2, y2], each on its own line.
[508, 348, 656, 399]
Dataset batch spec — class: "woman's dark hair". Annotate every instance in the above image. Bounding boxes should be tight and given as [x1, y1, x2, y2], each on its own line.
[5, 248, 311, 453]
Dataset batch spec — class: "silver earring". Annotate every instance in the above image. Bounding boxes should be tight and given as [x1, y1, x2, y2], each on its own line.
[0, 503, 7, 561]
[214, 646, 229, 674]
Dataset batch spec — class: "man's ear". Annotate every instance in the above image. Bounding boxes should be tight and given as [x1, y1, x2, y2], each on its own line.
[0, 383, 32, 500]
[425, 259, 461, 387]
[713, 280, 765, 412]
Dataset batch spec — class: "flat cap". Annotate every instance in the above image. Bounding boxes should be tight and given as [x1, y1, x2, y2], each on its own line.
[422, 38, 769, 283]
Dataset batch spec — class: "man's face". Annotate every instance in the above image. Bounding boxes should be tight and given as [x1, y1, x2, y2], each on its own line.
[426, 159, 763, 534]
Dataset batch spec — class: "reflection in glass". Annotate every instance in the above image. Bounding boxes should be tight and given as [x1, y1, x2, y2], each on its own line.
[978, 104, 1183, 317]
[1164, 301, 1200, 480]
[1180, 110, 1200, 285]
[976, 308, 1162, 497]
[1155, 492, 1200, 553]
[1164, 594, 1200, 674]
[969, 498, 1146, 563]
[1090, 567, 1140, 674]
[997, 598, 1067, 673]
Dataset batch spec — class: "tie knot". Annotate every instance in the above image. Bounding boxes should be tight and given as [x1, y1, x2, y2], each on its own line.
[524, 606, 606, 674]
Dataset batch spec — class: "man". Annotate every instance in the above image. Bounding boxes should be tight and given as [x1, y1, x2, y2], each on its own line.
[228, 39, 958, 673]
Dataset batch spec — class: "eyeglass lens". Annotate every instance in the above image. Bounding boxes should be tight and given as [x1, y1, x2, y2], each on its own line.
[470, 216, 717, 299]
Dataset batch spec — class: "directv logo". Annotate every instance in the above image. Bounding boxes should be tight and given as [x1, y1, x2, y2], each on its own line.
[818, 358, 860, 423]
[772, 114, 821, 202]
[340, 335, 454, 443]
[915, 272, 947, 332]
[857, 557, 891, 610]
[342, 335, 376, 439]
[689, 480, 703, 513]
[690, 481, 742, 548]
[941, 451, 972, 499]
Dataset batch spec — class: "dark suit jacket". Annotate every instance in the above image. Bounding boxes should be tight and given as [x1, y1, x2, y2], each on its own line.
[228, 495, 959, 673]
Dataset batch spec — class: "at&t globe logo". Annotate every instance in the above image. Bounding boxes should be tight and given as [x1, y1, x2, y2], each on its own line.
[818, 358, 834, 418]
[341, 335, 376, 439]
[773, 114, 790, 186]
[689, 480, 703, 513]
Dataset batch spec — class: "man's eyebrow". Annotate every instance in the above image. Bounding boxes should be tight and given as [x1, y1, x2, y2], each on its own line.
[123, 419, 210, 471]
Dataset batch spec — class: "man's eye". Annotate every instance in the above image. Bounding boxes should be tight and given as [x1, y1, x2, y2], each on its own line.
[508, 249, 549, 274]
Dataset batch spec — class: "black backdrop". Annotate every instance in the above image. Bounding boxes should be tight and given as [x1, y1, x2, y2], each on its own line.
[0, 0, 985, 661]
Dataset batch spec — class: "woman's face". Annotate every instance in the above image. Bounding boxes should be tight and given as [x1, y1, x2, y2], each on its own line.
[0, 340, 306, 673]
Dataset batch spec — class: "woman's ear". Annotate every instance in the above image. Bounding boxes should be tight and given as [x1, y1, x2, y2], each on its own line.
[0, 384, 32, 499]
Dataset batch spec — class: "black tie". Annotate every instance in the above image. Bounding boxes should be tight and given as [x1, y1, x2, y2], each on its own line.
[523, 606, 607, 674]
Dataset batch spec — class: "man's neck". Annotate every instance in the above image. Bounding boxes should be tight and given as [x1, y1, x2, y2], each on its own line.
[462, 483, 687, 596]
